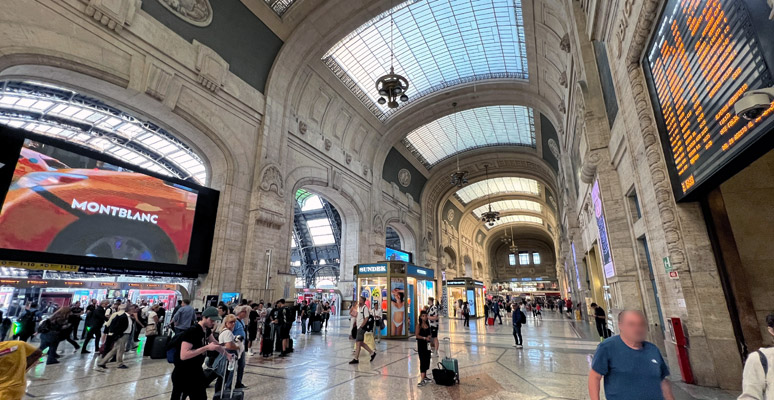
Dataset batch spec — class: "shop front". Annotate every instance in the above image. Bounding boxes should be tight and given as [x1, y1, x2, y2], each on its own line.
[354, 262, 436, 339]
[296, 288, 343, 317]
[445, 278, 485, 319]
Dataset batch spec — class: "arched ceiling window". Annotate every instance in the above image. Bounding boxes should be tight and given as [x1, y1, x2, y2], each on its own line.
[485, 214, 542, 229]
[0, 81, 207, 184]
[403, 105, 535, 168]
[323, 0, 528, 120]
[454, 176, 539, 204]
[471, 199, 541, 218]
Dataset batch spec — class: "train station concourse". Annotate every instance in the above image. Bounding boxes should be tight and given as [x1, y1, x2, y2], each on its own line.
[0, 0, 773, 399]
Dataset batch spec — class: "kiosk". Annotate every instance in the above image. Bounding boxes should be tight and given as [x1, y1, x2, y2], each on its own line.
[353, 262, 436, 339]
[445, 278, 485, 319]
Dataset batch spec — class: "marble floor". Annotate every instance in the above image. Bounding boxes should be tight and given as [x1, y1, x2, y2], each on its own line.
[22, 312, 740, 400]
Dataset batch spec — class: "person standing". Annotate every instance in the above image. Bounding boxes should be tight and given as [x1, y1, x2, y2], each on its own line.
[299, 300, 309, 335]
[427, 297, 440, 356]
[232, 305, 250, 389]
[512, 301, 524, 349]
[558, 298, 564, 314]
[462, 302, 470, 327]
[142, 304, 160, 356]
[170, 299, 195, 335]
[565, 298, 573, 317]
[415, 310, 432, 387]
[323, 301, 331, 330]
[170, 307, 227, 400]
[493, 300, 502, 325]
[0, 311, 11, 341]
[97, 304, 132, 369]
[247, 303, 260, 355]
[214, 315, 241, 399]
[588, 310, 674, 400]
[13, 302, 39, 343]
[590, 303, 611, 340]
[0, 340, 43, 400]
[739, 312, 774, 399]
[349, 296, 376, 364]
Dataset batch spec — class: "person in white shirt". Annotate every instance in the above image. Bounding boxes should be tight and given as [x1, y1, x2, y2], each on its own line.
[97, 304, 133, 369]
[215, 314, 242, 396]
[349, 296, 376, 364]
[739, 313, 774, 400]
[427, 297, 440, 356]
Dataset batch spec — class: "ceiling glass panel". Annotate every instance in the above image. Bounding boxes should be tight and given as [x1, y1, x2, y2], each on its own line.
[264, 0, 298, 17]
[0, 81, 207, 184]
[471, 199, 541, 218]
[324, 0, 528, 120]
[455, 177, 539, 204]
[485, 214, 542, 229]
[403, 105, 534, 168]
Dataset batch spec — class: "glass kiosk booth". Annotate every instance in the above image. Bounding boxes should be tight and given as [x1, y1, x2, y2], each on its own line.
[445, 278, 485, 319]
[354, 262, 436, 339]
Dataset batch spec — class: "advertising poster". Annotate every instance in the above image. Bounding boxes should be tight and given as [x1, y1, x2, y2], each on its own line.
[572, 242, 582, 290]
[0, 139, 198, 264]
[390, 278, 406, 336]
[408, 281, 415, 334]
[592, 181, 616, 278]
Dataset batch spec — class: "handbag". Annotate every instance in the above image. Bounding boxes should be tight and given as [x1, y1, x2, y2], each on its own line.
[432, 362, 457, 386]
[364, 332, 375, 350]
[145, 323, 158, 337]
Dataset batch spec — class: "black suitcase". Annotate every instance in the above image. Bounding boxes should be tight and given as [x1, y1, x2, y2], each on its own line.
[261, 337, 272, 356]
[311, 320, 322, 333]
[218, 361, 244, 400]
[150, 336, 170, 359]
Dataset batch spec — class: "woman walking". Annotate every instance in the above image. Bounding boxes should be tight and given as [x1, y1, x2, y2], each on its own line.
[416, 310, 432, 387]
[143, 304, 160, 356]
[37, 307, 72, 365]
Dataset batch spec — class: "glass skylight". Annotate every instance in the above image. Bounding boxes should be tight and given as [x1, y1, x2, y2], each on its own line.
[0, 81, 207, 184]
[264, 0, 298, 17]
[301, 195, 324, 211]
[455, 177, 540, 204]
[403, 105, 535, 168]
[472, 199, 542, 218]
[306, 218, 336, 246]
[508, 254, 516, 266]
[324, 0, 529, 120]
[485, 214, 543, 229]
[519, 252, 530, 265]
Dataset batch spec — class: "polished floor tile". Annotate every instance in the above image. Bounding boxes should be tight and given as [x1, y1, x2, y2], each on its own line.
[21, 312, 740, 400]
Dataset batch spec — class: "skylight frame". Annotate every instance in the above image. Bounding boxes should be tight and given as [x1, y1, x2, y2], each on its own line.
[403, 105, 535, 168]
[0, 81, 207, 185]
[455, 177, 540, 204]
[485, 214, 543, 229]
[471, 199, 542, 218]
[323, 0, 529, 121]
[264, 0, 298, 17]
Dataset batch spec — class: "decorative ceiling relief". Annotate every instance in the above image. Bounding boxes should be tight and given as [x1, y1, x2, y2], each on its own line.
[398, 169, 412, 187]
[156, 0, 213, 27]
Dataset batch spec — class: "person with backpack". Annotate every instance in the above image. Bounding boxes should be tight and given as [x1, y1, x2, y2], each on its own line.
[97, 303, 132, 369]
[349, 296, 376, 364]
[512, 301, 525, 349]
[740, 312, 774, 399]
[13, 302, 39, 343]
[36, 307, 72, 365]
[170, 306, 228, 400]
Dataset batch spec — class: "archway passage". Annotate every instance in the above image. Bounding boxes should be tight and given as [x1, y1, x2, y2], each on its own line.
[385, 226, 401, 250]
[291, 189, 343, 289]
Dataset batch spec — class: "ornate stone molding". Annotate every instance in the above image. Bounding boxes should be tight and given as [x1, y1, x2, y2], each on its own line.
[580, 152, 601, 184]
[255, 208, 286, 229]
[324, 138, 332, 151]
[560, 33, 571, 53]
[81, 0, 140, 33]
[156, 0, 213, 27]
[259, 164, 284, 197]
[194, 40, 229, 93]
[298, 121, 308, 135]
[373, 214, 384, 234]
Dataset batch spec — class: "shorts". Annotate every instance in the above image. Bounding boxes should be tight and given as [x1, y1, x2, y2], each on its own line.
[430, 326, 438, 338]
[356, 328, 367, 342]
[280, 324, 291, 339]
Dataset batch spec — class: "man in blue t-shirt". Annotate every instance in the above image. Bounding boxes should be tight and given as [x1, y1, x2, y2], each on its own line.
[589, 310, 674, 400]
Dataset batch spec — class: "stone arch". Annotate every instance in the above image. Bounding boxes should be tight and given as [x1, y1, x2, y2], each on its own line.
[442, 246, 457, 272]
[463, 255, 473, 278]
[384, 218, 417, 256]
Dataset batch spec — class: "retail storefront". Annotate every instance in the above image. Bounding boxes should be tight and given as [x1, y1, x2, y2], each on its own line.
[353, 262, 436, 339]
[296, 288, 342, 317]
[445, 278, 485, 319]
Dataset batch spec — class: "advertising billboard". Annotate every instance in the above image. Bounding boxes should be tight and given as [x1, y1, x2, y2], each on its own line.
[385, 246, 411, 262]
[592, 181, 615, 278]
[0, 126, 219, 277]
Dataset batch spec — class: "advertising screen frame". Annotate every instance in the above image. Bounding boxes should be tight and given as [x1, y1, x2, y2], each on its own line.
[0, 126, 219, 277]
[385, 246, 412, 263]
[641, 0, 774, 202]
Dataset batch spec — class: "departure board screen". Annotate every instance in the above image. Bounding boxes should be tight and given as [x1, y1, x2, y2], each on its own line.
[644, 0, 774, 200]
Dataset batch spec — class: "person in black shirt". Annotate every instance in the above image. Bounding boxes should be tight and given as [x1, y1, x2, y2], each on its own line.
[416, 310, 432, 387]
[299, 300, 309, 334]
[170, 306, 228, 400]
[591, 303, 611, 339]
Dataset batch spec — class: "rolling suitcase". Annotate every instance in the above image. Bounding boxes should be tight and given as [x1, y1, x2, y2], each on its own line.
[260, 336, 273, 356]
[218, 358, 244, 400]
[311, 319, 322, 333]
[440, 337, 459, 384]
[150, 335, 170, 359]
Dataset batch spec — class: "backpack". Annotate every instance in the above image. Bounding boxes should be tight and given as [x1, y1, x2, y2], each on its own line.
[758, 350, 769, 376]
[166, 330, 187, 363]
[360, 307, 374, 332]
[18, 310, 36, 332]
[520, 311, 527, 324]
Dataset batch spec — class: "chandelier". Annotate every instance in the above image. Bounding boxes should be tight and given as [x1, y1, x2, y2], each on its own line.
[449, 102, 468, 187]
[375, 1, 409, 109]
[480, 164, 500, 226]
[508, 225, 518, 254]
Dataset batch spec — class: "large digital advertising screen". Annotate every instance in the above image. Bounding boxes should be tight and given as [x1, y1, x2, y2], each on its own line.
[643, 0, 774, 200]
[385, 246, 411, 263]
[0, 126, 219, 277]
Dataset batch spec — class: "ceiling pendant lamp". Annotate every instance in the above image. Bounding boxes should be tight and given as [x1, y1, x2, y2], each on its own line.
[480, 164, 500, 226]
[449, 102, 468, 187]
[375, 0, 410, 109]
[508, 225, 518, 254]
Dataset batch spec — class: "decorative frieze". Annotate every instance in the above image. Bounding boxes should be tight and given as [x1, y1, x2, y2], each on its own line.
[194, 40, 229, 93]
[80, 0, 141, 33]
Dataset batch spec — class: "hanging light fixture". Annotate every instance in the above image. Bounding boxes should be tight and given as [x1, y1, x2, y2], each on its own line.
[449, 102, 468, 187]
[480, 164, 500, 226]
[375, 0, 410, 109]
[508, 225, 518, 254]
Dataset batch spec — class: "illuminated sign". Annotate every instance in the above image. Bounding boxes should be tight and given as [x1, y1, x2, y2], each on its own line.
[0, 260, 79, 272]
[446, 280, 466, 286]
[63, 281, 83, 286]
[357, 264, 387, 274]
[27, 280, 47, 285]
[592, 181, 615, 278]
[407, 265, 434, 279]
[100, 283, 115, 287]
[0, 279, 20, 285]
[473, 280, 484, 286]
[128, 283, 142, 287]
[644, 0, 774, 200]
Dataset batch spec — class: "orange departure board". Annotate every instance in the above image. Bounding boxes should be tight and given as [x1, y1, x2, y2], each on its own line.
[644, 0, 774, 200]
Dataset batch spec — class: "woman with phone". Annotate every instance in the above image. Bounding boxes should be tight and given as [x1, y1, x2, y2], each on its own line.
[416, 310, 432, 387]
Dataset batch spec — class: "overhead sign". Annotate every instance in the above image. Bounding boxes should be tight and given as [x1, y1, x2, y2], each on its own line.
[357, 264, 387, 274]
[644, 0, 774, 200]
[0, 260, 79, 272]
[407, 265, 434, 279]
[446, 279, 466, 286]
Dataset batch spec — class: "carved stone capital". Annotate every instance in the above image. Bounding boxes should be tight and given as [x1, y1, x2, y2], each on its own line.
[259, 164, 284, 197]
[194, 40, 229, 93]
[255, 208, 286, 229]
[580, 152, 602, 184]
[81, 0, 140, 32]
[373, 214, 384, 234]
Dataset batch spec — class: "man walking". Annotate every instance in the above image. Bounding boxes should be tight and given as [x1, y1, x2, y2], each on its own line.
[97, 304, 132, 369]
[81, 300, 108, 354]
[588, 310, 674, 400]
[427, 297, 440, 356]
[493, 300, 502, 325]
[512, 301, 524, 348]
[349, 296, 376, 364]
[300, 300, 309, 334]
[170, 299, 195, 335]
[170, 307, 228, 400]
[590, 303, 611, 340]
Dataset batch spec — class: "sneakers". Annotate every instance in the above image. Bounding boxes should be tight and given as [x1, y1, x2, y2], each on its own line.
[370, 352, 377, 361]
[349, 359, 359, 364]
[418, 377, 432, 386]
[117, 364, 128, 369]
[516, 345, 523, 349]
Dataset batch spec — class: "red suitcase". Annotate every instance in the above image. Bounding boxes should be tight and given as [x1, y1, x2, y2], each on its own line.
[487, 317, 495, 325]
